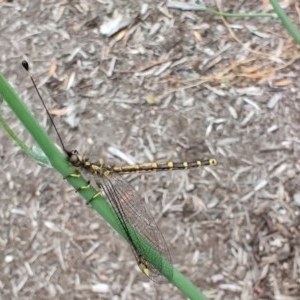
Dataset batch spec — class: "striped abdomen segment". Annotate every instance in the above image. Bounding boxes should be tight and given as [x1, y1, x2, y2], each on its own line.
[109, 158, 217, 175]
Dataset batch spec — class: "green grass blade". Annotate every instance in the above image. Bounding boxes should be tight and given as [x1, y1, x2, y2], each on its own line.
[270, 0, 300, 45]
[0, 112, 50, 165]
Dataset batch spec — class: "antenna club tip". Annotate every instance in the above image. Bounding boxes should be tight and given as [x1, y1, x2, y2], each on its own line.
[22, 60, 29, 71]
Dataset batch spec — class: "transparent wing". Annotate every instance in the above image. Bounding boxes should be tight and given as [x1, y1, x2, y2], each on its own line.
[95, 174, 173, 283]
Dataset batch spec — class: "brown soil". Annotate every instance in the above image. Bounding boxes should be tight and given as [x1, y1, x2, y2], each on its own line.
[0, 1, 300, 299]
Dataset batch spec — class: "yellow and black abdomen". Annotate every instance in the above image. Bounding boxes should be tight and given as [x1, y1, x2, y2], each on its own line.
[110, 159, 217, 175]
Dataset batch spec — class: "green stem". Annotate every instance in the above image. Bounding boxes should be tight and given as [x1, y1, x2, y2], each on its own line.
[205, 7, 277, 18]
[0, 112, 50, 165]
[0, 70, 208, 300]
[270, 0, 300, 45]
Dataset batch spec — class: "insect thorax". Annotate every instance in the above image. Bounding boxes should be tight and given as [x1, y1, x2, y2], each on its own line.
[67, 150, 109, 176]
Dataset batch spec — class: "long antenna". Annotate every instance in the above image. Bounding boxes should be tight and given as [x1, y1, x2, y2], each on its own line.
[22, 60, 68, 154]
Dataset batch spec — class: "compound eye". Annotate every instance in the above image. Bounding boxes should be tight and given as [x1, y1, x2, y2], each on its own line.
[69, 154, 78, 164]
[68, 150, 81, 166]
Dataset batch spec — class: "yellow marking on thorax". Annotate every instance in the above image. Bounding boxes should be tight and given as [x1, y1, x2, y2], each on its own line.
[197, 160, 202, 166]
[91, 164, 101, 172]
[103, 170, 110, 177]
[83, 161, 91, 167]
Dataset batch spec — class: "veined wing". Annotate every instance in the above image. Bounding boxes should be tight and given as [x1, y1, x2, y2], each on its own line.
[96, 174, 173, 283]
